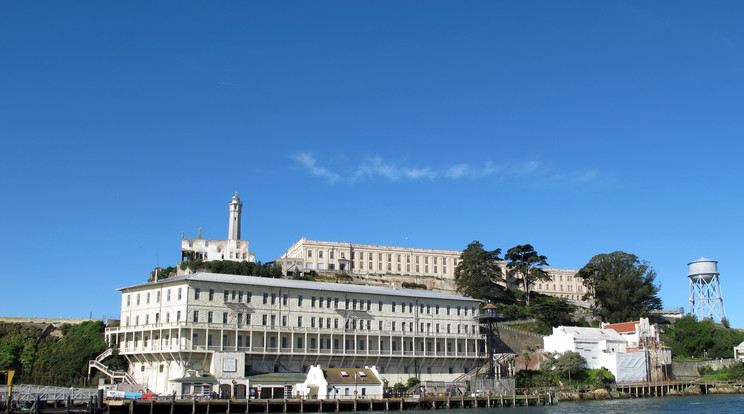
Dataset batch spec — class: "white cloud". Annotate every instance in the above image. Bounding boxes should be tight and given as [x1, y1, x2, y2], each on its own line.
[290, 152, 340, 184]
[290, 153, 599, 187]
[353, 157, 436, 181]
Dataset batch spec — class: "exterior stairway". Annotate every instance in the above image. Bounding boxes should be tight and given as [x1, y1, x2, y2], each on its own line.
[452, 362, 489, 384]
[88, 349, 137, 385]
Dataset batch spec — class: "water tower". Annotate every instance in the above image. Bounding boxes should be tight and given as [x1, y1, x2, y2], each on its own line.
[688, 257, 726, 322]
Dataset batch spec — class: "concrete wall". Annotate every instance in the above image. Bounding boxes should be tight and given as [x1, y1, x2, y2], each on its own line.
[494, 324, 545, 354]
[670, 358, 737, 379]
[0, 317, 96, 327]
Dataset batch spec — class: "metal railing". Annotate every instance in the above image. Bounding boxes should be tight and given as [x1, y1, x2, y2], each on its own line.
[88, 360, 136, 385]
[0, 385, 98, 402]
[108, 323, 481, 339]
[118, 344, 481, 359]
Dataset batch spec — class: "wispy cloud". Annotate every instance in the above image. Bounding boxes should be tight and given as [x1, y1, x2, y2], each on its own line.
[353, 157, 436, 181]
[290, 153, 341, 184]
[444, 161, 500, 179]
[290, 153, 600, 187]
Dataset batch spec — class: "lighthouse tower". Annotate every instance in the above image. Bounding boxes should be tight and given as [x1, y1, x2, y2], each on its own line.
[228, 192, 242, 240]
[688, 257, 726, 323]
[180, 192, 255, 264]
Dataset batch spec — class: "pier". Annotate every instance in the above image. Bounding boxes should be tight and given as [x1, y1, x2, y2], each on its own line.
[3, 393, 553, 414]
[614, 380, 744, 397]
[103, 394, 552, 414]
[10, 380, 744, 414]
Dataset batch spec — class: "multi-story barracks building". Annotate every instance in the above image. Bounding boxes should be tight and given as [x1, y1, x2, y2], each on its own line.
[277, 238, 587, 304]
[105, 273, 483, 396]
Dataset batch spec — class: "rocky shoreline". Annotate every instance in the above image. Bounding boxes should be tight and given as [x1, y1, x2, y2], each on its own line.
[558, 384, 743, 401]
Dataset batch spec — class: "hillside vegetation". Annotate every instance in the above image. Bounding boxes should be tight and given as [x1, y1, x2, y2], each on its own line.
[0, 321, 124, 386]
[661, 315, 744, 360]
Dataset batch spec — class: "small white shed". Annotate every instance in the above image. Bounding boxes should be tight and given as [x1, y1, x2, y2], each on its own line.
[300, 366, 382, 399]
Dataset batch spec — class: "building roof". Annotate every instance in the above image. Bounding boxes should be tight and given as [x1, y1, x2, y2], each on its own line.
[172, 374, 218, 383]
[245, 373, 308, 383]
[555, 326, 625, 342]
[323, 368, 381, 385]
[604, 321, 639, 334]
[118, 273, 481, 303]
[287, 238, 462, 255]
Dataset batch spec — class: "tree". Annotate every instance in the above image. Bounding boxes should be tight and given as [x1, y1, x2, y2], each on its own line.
[454, 241, 503, 301]
[521, 350, 532, 370]
[553, 351, 586, 380]
[504, 244, 550, 306]
[661, 315, 744, 359]
[529, 296, 576, 334]
[576, 251, 662, 323]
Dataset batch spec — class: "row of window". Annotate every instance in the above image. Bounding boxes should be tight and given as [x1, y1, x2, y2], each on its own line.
[307, 261, 449, 275]
[537, 284, 583, 293]
[191, 288, 477, 316]
[124, 309, 477, 334]
[306, 249, 457, 266]
[135, 359, 472, 376]
[125, 311, 181, 326]
[129, 332, 477, 356]
[127, 289, 182, 306]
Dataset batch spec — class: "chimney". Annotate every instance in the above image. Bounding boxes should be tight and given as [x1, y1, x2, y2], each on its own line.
[198, 227, 202, 239]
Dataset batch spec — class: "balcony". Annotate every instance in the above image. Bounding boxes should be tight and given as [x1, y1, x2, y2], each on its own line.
[117, 343, 481, 359]
[108, 322, 480, 339]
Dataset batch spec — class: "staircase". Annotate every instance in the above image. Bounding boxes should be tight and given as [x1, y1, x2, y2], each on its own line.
[452, 362, 489, 384]
[88, 349, 137, 385]
[96, 348, 114, 362]
[452, 353, 515, 383]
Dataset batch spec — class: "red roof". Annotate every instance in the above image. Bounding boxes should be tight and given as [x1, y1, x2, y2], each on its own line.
[604, 321, 639, 334]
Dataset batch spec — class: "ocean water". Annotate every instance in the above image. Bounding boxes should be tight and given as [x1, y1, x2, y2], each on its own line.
[368, 394, 744, 414]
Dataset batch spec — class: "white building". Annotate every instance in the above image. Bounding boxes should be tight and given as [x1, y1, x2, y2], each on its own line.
[105, 273, 483, 396]
[277, 238, 462, 281]
[181, 193, 255, 263]
[300, 366, 383, 399]
[543, 326, 647, 383]
[602, 318, 659, 348]
[734, 341, 744, 361]
[277, 238, 587, 303]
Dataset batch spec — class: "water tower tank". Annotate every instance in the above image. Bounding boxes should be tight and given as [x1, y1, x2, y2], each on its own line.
[688, 257, 718, 284]
[688, 257, 726, 323]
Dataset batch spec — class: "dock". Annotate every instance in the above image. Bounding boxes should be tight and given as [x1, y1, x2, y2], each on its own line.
[3, 394, 553, 414]
[105, 395, 552, 414]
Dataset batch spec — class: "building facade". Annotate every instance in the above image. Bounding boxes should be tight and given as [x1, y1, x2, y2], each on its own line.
[603, 318, 671, 381]
[277, 238, 587, 304]
[106, 273, 484, 396]
[181, 193, 255, 263]
[543, 326, 647, 383]
[300, 366, 383, 399]
[277, 238, 462, 280]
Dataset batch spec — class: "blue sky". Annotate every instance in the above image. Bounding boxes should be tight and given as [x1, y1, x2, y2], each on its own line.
[2, 2, 743, 325]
